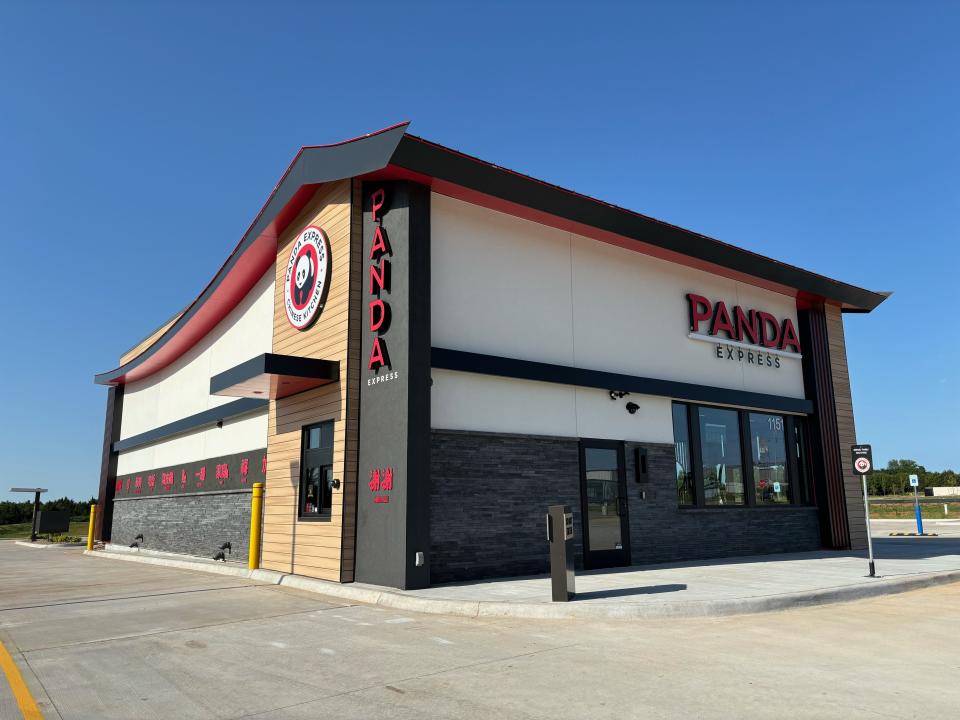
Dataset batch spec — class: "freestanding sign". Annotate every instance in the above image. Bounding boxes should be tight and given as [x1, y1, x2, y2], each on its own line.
[909, 474, 923, 535]
[850, 444, 876, 577]
[851, 445, 873, 476]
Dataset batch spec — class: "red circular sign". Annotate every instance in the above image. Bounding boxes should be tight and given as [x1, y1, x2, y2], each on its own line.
[284, 226, 331, 330]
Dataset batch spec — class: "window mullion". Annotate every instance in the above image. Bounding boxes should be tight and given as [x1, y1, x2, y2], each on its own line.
[741, 411, 756, 506]
[688, 404, 706, 507]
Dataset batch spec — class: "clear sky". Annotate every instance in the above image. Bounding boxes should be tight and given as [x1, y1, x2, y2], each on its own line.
[1, 1, 956, 502]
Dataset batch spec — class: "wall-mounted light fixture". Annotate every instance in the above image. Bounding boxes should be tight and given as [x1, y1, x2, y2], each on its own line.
[609, 390, 630, 401]
[216, 420, 224, 429]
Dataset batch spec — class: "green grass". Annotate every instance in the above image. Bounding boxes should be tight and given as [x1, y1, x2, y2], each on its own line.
[870, 503, 959, 520]
[0, 520, 89, 540]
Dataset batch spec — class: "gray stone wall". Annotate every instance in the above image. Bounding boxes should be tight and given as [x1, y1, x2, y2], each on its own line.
[623, 443, 821, 564]
[111, 490, 252, 563]
[430, 430, 822, 584]
[430, 430, 583, 584]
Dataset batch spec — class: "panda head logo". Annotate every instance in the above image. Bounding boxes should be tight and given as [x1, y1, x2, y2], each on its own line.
[293, 252, 314, 304]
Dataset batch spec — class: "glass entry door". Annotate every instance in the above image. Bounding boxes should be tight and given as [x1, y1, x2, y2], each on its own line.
[579, 441, 631, 569]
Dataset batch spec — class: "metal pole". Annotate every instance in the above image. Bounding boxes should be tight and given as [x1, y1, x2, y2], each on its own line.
[87, 504, 97, 551]
[914, 486, 924, 535]
[248, 482, 264, 570]
[862, 476, 876, 577]
[30, 491, 41, 543]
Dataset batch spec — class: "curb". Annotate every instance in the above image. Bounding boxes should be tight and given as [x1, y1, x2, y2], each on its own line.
[14, 540, 86, 549]
[83, 547, 960, 620]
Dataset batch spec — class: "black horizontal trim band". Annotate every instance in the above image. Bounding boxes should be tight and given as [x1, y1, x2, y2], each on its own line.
[112, 398, 268, 453]
[430, 347, 814, 415]
[394, 137, 886, 313]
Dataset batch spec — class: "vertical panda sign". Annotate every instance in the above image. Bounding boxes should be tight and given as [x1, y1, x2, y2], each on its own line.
[355, 181, 432, 590]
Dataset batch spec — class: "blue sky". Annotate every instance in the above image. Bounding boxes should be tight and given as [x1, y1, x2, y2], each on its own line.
[1, 1, 956, 501]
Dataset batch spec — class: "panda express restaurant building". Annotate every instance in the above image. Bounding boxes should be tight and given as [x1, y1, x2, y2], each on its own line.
[94, 123, 888, 590]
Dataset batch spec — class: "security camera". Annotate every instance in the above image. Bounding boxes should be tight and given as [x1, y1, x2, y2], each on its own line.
[625, 402, 640, 415]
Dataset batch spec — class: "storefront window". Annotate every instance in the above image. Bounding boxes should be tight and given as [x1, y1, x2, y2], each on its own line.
[698, 407, 744, 505]
[299, 420, 333, 518]
[671, 402, 809, 509]
[672, 404, 695, 505]
[749, 413, 789, 504]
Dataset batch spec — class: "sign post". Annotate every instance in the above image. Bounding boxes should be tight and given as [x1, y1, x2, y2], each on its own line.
[9, 487, 48, 542]
[909, 474, 923, 535]
[850, 445, 876, 577]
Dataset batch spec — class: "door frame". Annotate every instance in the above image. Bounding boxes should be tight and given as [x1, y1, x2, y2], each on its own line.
[578, 439, 631, 570]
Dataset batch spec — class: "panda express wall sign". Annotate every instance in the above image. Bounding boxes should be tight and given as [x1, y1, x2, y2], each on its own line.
[284, 225, 332, 330]
[686, 292, 802, 368]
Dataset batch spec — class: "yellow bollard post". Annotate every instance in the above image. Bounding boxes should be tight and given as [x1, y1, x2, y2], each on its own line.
[248, 482, 264, 570]
[87, 504, 97, 551]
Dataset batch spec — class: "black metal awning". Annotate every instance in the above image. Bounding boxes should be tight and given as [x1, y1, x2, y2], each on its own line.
[210, 353, 339, 400]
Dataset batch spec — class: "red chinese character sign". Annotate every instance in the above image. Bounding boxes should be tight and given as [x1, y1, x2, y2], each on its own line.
[368, 467, 395, 504]
[113, 449, 267, 499]
[284, 225, 331, 331]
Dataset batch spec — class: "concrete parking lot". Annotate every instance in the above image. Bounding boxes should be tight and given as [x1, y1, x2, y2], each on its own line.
[1, 538, 958, 720]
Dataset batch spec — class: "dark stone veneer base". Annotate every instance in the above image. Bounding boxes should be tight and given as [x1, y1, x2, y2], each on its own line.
[111, 491, 252, 562]
[430, 430, 822, 584]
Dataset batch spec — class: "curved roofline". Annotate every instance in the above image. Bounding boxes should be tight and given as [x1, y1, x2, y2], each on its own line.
[96, 121, 888, 386]
[95, 123, 409, 385]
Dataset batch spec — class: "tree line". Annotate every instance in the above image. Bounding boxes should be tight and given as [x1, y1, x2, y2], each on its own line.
[867, 459, 958, 496]
[0, 497, 97, 525]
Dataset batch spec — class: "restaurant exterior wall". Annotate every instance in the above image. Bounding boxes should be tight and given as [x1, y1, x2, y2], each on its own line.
[430, 430, 822, 584]
[430, 369, 674, 444]
[430, 193, 806, 400]
[430, 430, 584, 583]
[261, 180, 361, 582]
[112, 490, 252, 562]
[622, 442, 821, 564]
[106, 270, 274, 555]
[117, 269, 275, 442]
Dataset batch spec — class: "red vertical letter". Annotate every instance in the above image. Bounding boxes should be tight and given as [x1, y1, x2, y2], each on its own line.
[369, 299, 386, 332]
[371, 188, 385, 222]
[368, 336, 387, 369]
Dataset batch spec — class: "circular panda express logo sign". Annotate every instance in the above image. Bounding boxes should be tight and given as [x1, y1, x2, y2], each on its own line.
[284, 226, 331, 330]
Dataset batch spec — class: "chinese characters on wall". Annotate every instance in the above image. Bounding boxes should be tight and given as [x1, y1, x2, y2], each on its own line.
[368, 466, 395, 504]
[114, 449, 267, 498]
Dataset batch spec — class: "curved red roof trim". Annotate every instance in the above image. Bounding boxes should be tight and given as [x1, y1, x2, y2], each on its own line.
[95, 123, 410, 385]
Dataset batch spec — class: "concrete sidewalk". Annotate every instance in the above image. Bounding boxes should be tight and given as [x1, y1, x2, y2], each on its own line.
[90, 522, 960, 620]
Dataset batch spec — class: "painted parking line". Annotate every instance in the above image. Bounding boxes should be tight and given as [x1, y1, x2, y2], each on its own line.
[0, 640, 43, 720]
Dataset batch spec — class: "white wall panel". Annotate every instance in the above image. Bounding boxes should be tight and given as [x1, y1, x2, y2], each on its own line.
[431, 194, 575, 364]
[430, 369, 674, 443]
[119, 269, 275, 440]
[431, 193, 805, 403]
[116, 411, 267, 475]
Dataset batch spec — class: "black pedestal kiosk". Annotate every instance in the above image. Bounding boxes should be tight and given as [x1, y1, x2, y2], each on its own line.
[546, 504, 576, 601]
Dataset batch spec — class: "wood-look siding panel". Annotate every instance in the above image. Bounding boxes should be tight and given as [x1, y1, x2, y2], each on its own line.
[824, 304, 867, 548]
[260, 180, 360, 581]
